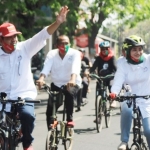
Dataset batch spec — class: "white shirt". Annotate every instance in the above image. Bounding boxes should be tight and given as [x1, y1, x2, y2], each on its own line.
[111, 54, 150, 118]
[41, 48, 82, 87]
[0, 27, 50, 100]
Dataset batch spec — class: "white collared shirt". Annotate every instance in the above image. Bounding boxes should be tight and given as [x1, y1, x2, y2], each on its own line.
[0, 27, 50, 100]
[41, 48, 82, 87]
[111, 54, 150, 118]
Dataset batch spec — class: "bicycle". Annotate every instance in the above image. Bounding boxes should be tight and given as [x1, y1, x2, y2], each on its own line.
[89, 73, 114, 133]
[0, 92, 41, 150]
[43, 84, 74, 150]
[115, 94, 149, 150]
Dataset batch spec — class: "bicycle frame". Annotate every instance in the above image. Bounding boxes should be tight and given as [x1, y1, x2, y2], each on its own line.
[44, 84, 74, 150]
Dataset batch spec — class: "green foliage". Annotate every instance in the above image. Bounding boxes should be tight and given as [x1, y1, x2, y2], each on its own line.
[0, 0, 150, 52]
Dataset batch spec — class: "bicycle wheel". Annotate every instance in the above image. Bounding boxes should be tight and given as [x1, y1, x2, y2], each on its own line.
[140, 142, 148, 150]
[130, 143, 141, 150]
[95, 95, 103, 133]
[0, 131, 5, 150]
[64, 127, 74, 150]
[45, 130, 57, 150]
[105, 100, 111, 128]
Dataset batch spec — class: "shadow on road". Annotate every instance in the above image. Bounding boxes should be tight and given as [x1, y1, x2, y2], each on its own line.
[74, 127, 97, 135]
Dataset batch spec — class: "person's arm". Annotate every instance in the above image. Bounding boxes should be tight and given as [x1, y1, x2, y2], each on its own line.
[90, 57, 98, 73]
[47, 6, 69, 35]
[36, 73, 46, 89]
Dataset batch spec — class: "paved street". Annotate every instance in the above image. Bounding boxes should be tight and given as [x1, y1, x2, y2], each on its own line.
[31, 79, 123, 150]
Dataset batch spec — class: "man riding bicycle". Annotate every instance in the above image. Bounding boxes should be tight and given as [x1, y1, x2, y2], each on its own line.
[36, 35, 81, 129]
[0, 6, 69, 150]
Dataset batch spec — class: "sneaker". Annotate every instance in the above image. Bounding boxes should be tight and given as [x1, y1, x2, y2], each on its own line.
[110, 101, 117, 108]
[24, 145, 34, 150]
[118, 142, 127, 150]
[67, 121, 74, 127]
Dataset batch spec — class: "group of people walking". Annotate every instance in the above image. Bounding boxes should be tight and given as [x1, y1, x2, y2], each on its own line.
[0, 4, 150, 150]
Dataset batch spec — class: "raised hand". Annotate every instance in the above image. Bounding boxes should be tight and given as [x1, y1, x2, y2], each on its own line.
[56, 6, 69, 24]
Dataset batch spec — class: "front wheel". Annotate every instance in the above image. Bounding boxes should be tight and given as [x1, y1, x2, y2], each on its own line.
[95, 95, 103, 133]
[105, 100, 111, 128]
[130, 143, 141, 150]
[64, 127, 74, 150]
[45, 130, 57, 150]
[140, 142, 148, 150]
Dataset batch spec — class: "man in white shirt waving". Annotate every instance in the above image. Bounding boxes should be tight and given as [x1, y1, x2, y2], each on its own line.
[0, 6, 69, 150]
[37, 35, 81, 129]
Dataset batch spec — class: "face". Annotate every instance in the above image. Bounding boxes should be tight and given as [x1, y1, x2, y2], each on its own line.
[100, 47, 109, 56]
[57, 35, 70, 56]
[1, 34, 18, 53]
[130, 46, 143, 60]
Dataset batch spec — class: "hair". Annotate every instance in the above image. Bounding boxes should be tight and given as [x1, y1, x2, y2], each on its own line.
[56, 35, 70, 44]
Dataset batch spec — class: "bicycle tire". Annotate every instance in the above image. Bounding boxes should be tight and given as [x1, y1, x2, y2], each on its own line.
[130, 143, 141, 150]
[95, 95, 103, 133]
[0, 131, 5, 150]
[64, 127, 74, 150]
[45, 130, 57, 150]
[105, 101, 111, 128]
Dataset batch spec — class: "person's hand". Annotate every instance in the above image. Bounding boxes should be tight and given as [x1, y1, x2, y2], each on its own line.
[67, 79, 76, 91]
[36, 79, 45, 90]
[56, 6, 69, 24]
[109, 93, 116, 100]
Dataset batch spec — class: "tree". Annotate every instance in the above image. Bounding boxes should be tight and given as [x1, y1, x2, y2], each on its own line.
[1, 0, 150, 54]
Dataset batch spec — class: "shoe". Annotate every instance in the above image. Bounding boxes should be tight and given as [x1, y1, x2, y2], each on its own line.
[24, 145, 34, 150]
[75, 107, 82, 112]
[118, 142, 127, 150]
[67, 121, 74, 127]
[110, 101, 117, 108]
[93, 118, 100, 124]
[81, 98, 88, 106]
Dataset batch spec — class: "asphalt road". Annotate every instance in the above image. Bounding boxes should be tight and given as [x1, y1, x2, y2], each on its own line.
[26, 79, 142, 150]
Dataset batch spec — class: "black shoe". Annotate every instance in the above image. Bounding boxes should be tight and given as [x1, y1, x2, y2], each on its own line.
[75, 107, 82, 112]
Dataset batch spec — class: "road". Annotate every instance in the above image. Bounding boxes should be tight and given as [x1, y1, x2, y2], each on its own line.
[31, 79, 134, 150]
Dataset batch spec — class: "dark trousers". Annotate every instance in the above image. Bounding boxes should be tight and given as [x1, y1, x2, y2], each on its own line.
[82, 80, 88, 98]
[46, 83, 79, 129]
[17, 98, 35, 148]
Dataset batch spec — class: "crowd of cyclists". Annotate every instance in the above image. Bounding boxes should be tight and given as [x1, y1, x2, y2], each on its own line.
[0, 4, 150, 150]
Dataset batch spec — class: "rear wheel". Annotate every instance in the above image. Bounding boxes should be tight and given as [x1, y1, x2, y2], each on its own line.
[95, 95, 103, 133]
[105, 100, 111, 128]
[45, 130, 57, 150]
[64, 127, 74, 150]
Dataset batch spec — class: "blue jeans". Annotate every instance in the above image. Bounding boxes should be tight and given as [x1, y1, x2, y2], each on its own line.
[17, 98, 35, 148]
[121, 101, 150, 148]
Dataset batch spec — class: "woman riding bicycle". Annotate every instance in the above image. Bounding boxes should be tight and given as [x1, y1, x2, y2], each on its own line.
[90, 41, 117, 108]
[110, 35, 150, 150]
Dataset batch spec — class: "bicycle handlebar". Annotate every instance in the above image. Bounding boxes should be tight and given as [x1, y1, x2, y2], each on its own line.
[0, 92, 41, 104]
[115, 95, 150, 102]
[89, 73, 114, 80]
